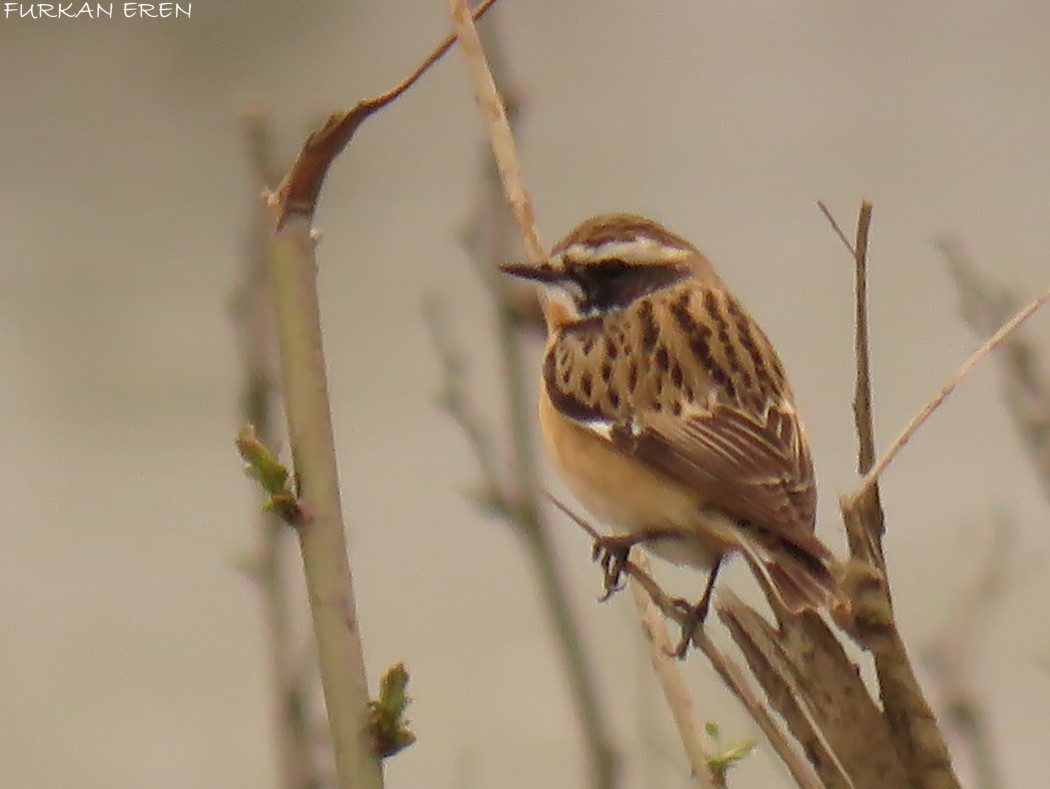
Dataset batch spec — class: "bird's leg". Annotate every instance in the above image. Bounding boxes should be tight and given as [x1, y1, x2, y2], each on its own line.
[670, 557, 723, 659]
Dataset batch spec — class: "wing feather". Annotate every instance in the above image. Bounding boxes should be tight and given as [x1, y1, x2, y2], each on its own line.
[544, 282, 826, 560]
[614, 405, 827, 561]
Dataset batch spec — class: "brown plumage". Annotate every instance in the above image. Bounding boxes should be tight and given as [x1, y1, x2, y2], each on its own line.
[502, 213, 843, 647]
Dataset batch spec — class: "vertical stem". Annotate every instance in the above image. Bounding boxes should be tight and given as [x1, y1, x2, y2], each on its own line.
[448, 5, 617, 784]
[260, 510, 318, 789]
[240, 116, 319, 789]
[268, 218, 383, 789]
[493, 203, 618, 789]
[829, 201, 961, 789]
[852, 202, 875, 474]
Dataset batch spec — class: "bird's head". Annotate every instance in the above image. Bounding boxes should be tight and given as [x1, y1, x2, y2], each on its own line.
[500, 213, 714, 323]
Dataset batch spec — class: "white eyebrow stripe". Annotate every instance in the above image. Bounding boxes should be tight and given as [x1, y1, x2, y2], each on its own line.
[554, 238, 693, 265]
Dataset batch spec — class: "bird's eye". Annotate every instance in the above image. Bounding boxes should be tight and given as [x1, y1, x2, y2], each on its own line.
[567, 260, 633, 312]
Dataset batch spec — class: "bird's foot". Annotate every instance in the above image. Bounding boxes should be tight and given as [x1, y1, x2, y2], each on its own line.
[668, 595, 712, 659]
[667, 558, 722, 659]
[591, 534, 641, 602]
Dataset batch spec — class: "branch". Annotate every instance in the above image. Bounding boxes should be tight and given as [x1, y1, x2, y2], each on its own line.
[924, 515, 1015, 789]
[694, 638, 820, 789]
[626, 555, 720, 788]
[844, 288, 1050, 509]
[818, 201, 885, 569]
[423, 298, 506, 512]
[270, 0, 503, 228]
[717, 597, 908, 789]
[266, 217, 381, 789]
[822, 202, 961, 789]
[942, 241, 1050, 504]
[546, 495, 822, 789]
[233, 112, 319, 789]
[446, 0, 544, 265]
[444, 7, 619, 788]
[259, 15, 510, 785]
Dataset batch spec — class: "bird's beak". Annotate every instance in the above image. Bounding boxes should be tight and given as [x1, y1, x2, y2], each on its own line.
[498, 261, 564, 284]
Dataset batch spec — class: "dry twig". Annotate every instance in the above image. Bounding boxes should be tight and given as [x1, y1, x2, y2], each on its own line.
[546, 495, 822, 789]
[627, 554, 721, 788]
[823, 202, 960, 789]
[942, 241, 1050, 503]
[844, 289, 1050, 509]
[444, 6, 619, 788]
[924, 516, 1015, 789]
[445, 0, 544, 265]
[271, 0, 503, 227]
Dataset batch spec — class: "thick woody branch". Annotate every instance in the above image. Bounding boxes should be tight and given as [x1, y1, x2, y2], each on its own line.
[821, 202, 961, 789]
[718, 597, 908, 789]
[547, 495, 820, 789]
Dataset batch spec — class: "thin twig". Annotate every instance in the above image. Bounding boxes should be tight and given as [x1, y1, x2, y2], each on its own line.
[820, 201, 885, 569]
[545, 495, 823, 789]
[942, 241, 1050, 504]
[446, 0, 544, 265]
[446, 7, 618, 788]
[271, 0, 504, 227]
[844, 289, 1050, 508]
[817, 200, 857, 259]
[851, 203, 875, 473]
[235, 113, 320, 789]
[627, 555, 720, 788]
[924, 516, 1014, 789]
[423, 298, 506, 511]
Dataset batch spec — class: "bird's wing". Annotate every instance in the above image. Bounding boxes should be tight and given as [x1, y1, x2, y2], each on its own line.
[543, 284, 826, 559]
[612, 403, 826, 560]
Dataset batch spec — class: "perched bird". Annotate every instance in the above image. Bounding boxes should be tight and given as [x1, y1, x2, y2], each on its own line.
[500, 213, 843, 655]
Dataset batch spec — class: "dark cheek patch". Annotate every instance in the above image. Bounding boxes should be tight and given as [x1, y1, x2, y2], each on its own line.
[571, 261, 690, 315]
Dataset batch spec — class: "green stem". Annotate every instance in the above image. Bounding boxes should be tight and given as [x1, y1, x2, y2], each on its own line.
[268, 220, 383, 789]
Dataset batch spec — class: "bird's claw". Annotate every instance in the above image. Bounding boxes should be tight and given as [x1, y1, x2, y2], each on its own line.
[667, 593, 713, 659]
[591, 535, 635, 601]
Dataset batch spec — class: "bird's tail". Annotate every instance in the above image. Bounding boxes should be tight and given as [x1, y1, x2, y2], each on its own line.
[736, 533, 848, 615]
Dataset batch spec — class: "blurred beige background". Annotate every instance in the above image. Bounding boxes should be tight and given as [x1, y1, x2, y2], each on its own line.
[2, 1, 1048, 787]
